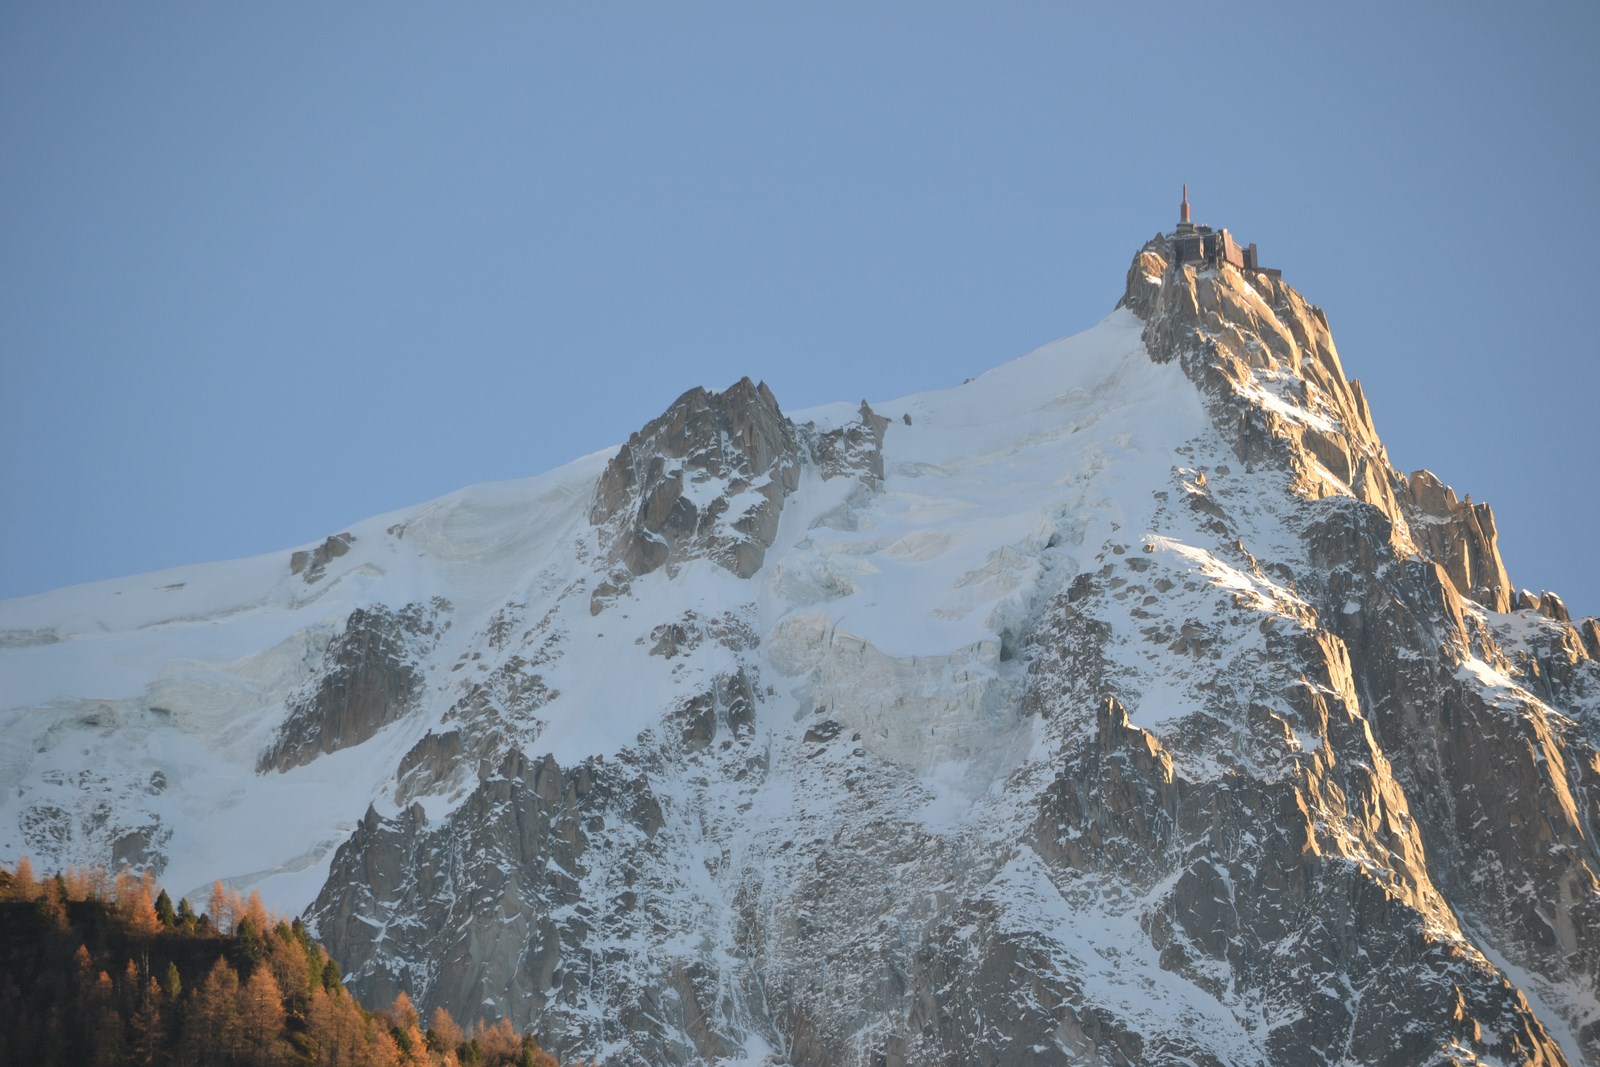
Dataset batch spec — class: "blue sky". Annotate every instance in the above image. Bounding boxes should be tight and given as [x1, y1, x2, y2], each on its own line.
[2, 3, 1597, 614]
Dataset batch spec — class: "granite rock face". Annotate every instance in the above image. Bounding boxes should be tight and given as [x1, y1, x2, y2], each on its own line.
[260, 601, 447, 773]
[590, 377, 802, 585]
[290, 531, 356, 584]
[1401, 469, 1514, 613]
[807, 400, 891, 489]
[313, 669, 764, 1064]
[1116, 238, 1598, 1062]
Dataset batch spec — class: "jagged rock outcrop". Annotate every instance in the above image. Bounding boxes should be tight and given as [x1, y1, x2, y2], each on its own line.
[808, 400, 891, 488]
[290, 531, 355, 584]
[1401, 469, 1514, 612]
[312, 672, 763, 1065]
[590, 377, 802, 585]
[260, 601, 447, 773]
[1118, 237, 1599, 1062]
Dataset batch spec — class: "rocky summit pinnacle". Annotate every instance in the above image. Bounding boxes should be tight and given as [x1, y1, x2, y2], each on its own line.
[2, 212, 1598, 1066]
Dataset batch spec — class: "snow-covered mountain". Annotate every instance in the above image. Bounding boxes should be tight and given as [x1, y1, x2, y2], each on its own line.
[4, 222, 1599, 1066]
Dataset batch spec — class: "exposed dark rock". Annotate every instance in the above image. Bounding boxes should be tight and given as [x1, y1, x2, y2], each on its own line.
[808, 400, 891, 488]
[670, 670, 757, 752]
[1119, 242, 1591, 1064]
[644, 609, 759, 660]
[393, 729, 465, 803]
[896, 895, 1159, 1067]
[310, 731, 758, 1065]
[1582, 618, 1600, 661]
[290, 532, 355, 584]
[590, 378, 802, 585]
[260, 601, 446, 773]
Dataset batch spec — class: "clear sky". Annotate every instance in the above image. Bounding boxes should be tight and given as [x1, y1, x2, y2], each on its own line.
[3, 3, 1597, 615]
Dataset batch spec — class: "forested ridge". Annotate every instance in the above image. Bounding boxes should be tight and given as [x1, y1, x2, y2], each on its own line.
[0, 858, 591, 1067]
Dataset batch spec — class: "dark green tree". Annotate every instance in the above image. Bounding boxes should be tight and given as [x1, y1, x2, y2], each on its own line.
[234, 916, 264, 964]
[154, 889, 177, 928]
[320, 957, 342, 994]
[162, 961, 182, 1001]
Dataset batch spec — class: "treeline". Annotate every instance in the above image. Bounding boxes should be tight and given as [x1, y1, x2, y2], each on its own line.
[0, 858, 589, 1067]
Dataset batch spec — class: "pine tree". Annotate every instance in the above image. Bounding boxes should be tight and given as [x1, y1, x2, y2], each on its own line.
[87, 970, 123, 1067]
[34, 878, 68, 931]
[245, 888, 270, 931]
[236, 915, 264, 963]
[474, 1018, 520, 1064]
[207, 881, 231, 934]
[306, 985, 364, 1067]
[428, 1006, 465, 1057]
[125, 886, 162, 937]
[162, 961, 183, 1001]
[321, 957, 343, 994]
[128, 976, 164, 1067]
[12, 856, 37, 901]
[237, 966, 287, 1067]
[389, 991, 420, 1031]
[184, 957, 242, 1066]
[367, 1027, 404, 1067]
[154, 888, 178, 928]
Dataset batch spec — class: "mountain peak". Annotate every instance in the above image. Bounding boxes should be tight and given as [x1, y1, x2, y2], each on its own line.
[4, 220, 1599, 1065]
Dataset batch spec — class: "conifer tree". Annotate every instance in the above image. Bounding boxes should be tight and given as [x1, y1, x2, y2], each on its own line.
[396, 1020, 431, 1067]
[321, 957, 344, 994]
[237, 966, 288, 1067]
[62, 865, 89, 901]
[154, 888, 177, 927]
[475, 1018, 521, 1064]
[429, 1006, 465, 1056]
[307, 985, 365, 1066]
[184, 957, 242, 1065]
[34, 878, 68, 931]
[12, 855, 37, 901]
[207, 881, 232, 934]
[125, 885, 162, 936]
[246, 888, 270, 931]
[265, 926, 312, 1003]
[0, 862, 571, 1067]
[87, 970, 123, 1067]
[128, 976, 164, 1067]
[368, 1026, 404, 1067]
[236, 915, 265, 963]
[162, 961, 183, 1002]
[121, 959, 142, 1017]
